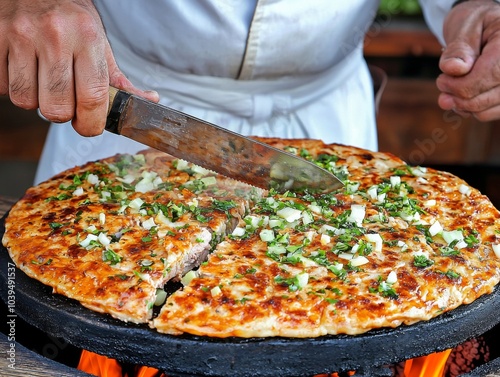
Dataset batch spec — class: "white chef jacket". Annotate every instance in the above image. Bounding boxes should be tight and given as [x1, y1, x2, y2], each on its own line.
[35, 0, 455, 184]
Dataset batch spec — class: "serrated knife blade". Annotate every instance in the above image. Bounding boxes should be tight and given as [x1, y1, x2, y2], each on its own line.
[105, 87, 343, 193]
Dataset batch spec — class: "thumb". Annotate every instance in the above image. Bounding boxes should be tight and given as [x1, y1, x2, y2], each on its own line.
[439, 4, 484, 77]
[440, 40, 478, 77]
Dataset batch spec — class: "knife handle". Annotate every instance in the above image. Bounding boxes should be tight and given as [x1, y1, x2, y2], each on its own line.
[106, 86, 132, 135]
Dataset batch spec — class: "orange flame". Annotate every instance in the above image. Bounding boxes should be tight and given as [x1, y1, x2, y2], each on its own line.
[404, 349, 453, 377]
[77, 350, 165, 377]
[78, 348, 452, 377]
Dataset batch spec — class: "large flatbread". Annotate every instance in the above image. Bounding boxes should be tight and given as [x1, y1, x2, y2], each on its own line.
[3, 138, 500, 337]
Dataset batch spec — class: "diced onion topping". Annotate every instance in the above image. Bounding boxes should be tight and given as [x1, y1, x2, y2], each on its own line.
[365, 233, 383, 252]
[129, 198, 144, 211]
[87, 173, 100, 185]
[231, 227, 246, 237]
[296, 272, 309, 288]
[98, 232, 111, 247]
[350, 256, 369, 267]
[320, 234, 331, 246]
[386, 271, 398, 284]
[154, 289, 167, 306]
[142, 218, 156, 231]
[492, 244, 500, 258]
[181, 270, 198, 286]
[347, 205, 365, 226]
[276, 207, 302, 223]
[72, 187, 84, 197]
[79, 234, 98, 248]
[210, 286, 222, 297]
[442, 230, 464, 245]
[428, 221, 443, 237]
[424, 199, 436, 208]
[390, 176, 401, 187]
[338, 253, 354, 260]
[259, 229, 275, 242]
[458, 184, 471, 196]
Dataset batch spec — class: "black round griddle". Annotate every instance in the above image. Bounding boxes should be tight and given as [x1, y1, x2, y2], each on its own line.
[1, 213, 500, 377]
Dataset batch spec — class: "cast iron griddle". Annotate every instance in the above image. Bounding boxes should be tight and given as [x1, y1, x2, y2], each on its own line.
[1, 213, 500, 377]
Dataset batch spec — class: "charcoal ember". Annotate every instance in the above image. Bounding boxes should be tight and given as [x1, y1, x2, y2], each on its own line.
[444, 336, 490, 377]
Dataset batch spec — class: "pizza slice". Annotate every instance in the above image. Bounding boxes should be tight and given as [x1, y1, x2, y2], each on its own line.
[3, 150, 259, 323]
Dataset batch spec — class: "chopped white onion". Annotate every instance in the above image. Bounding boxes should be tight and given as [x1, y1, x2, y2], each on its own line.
[72, 187, 84, 197]
[347, 205, 365, 226]
[302, 211, 314, 225]
[87, 173, 100, 185]
[181, 270, 198, 286]
[350, 256, 369, 267]
[86, 225, 97, 233]
[128, 198, 144, 211]
[458, 184, 471, 196]
[79, 234, 98, 248]
[386, 271, 398, 284]
[367, 186, 378, 200]
[276, 207, 302, 223]
[269, 218, 283, 228]
[99, 213, 106, 226]
[319, 224, 337, 235]
[428, 221, 443, 237]
[200, 176, 217, 186]
[390, 176, 401, 187]
[142, 218, 156, 231]
[412, 166, 427, 176]
[365, 233, 383, 252]
[304, 231, 316, 242]
[98, 232, 111, 247]
[296, 272, 309, 288]
[320, 234, 331, 245]
[397, 240, 408, 252]
[259, 229, 275, 242]
[175, 159, 190, 171]
[424, 199, 436, 208]
[338, 253, 354, 260]
[154, 289, 167, 306]
[492, 244, 500, 258]
[307, 204, 322, 214]
[116, 174, 135, 185]
[442, 230, 464, 245]
[210, 286, 222, 297]
[231, 227, 246, 237]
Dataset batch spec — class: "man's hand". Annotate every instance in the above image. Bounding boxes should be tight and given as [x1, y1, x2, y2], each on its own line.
[0, 0, 158, 136]
[437, 0, 500, 121]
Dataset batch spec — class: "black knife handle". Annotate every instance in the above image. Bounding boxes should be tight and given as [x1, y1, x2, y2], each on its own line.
[105, 86, 132, 135]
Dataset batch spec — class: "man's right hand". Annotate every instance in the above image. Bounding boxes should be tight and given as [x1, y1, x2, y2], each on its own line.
[0, 0, 158, 136]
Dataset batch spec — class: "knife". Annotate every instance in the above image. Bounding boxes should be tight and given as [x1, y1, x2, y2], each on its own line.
[105, 87, 343, 193]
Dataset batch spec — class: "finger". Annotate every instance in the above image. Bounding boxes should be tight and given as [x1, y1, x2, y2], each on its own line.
[71, 43, 109, 137]
[7, 28, 38, 109]
[439, 82, 500, 116]
[470, 104, 500, 122]
[37, 52, 75, 124]
[439, 4, 484, 77]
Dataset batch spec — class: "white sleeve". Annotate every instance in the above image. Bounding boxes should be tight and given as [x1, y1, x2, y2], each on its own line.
[418, 0, 456, 45]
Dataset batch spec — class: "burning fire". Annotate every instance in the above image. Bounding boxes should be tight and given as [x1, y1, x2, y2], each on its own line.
[78, 350, 165, 377]
[78, 349, 453, 377]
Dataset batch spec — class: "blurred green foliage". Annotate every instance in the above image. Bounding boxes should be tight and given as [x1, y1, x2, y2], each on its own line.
[378, 0, 422, 16]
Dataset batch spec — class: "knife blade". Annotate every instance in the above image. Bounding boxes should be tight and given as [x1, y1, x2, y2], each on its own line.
[105, 87, 343, 193]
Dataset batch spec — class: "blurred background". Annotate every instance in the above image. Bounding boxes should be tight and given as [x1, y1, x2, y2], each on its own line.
[0, 1, 499, 207]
